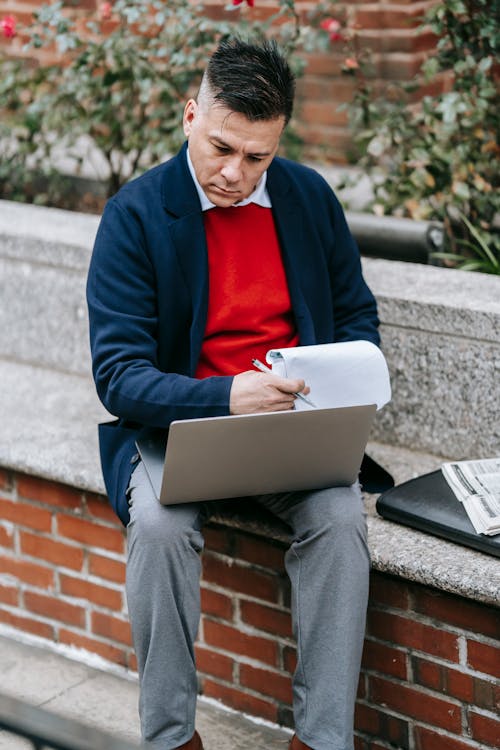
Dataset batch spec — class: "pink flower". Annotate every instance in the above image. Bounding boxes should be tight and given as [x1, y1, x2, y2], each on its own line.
[98, 2, 113, 20]
[320, 17, 343, 42]
[343, 57, 359, 71]
[1, 15, 17, 39]
[233, 0, 255, 6]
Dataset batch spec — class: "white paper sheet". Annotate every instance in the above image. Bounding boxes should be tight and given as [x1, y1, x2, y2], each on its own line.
[266, 341, 391, 411]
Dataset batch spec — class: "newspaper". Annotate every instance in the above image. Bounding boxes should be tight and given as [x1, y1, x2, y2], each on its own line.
[441, 458, 500, 536]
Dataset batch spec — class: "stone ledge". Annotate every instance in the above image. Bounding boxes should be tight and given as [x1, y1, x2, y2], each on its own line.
[1, 358, 498, 608]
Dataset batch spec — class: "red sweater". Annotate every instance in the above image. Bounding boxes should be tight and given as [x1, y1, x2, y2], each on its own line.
[195, 204, 299, 378]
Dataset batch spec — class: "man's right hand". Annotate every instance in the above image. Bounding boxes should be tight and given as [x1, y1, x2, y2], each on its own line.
[229, 370, 310, 415]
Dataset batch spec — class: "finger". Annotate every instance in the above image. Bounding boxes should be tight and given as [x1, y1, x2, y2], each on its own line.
[267, 395, 296, 411]
[273, 377, 306, 395]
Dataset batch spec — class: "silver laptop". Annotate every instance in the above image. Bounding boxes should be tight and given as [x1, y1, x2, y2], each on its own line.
[136, 404, 377, 505]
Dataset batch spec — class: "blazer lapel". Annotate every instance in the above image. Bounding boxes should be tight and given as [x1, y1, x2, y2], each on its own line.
[267, 163, 316, 345]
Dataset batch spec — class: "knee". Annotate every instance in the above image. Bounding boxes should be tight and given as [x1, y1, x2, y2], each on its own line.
[132, 508, 203, 554]
[303, 485, 367, 540]
[127, 463, 204, 550]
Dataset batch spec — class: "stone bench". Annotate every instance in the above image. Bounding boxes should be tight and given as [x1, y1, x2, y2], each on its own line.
[1, 199, 499, 749]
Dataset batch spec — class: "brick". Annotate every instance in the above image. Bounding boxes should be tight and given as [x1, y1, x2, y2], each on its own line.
[84, 494, 119, 524]
[240, 600, 292, 639]
[354, 703, 410, 748]
[369, 572, 410, 611]
[369, 676, 462, 733]
[468, 710, 500, 747]
[467, 640, 500, 679]
[414, 726, 475, 750]
[301, 51, 346, 77]
[357, 674, 366, 700]
[17, 476, 83, 511]
[0, 608, 54, 640]
[296, 76, 356, 105]
[20, 531, 84, 571]
[92, 611, 132, 646]
[203, 525, 233, 556]
[128, 651, 137, 673]
[356, 28, 437, 55]
[200, 587, 233, 621]
[294, 122, 352, 152]
[88, 553, 126, 584]
[59, 574, 123, 611]
[234, 533, 286, 571]
[203, 620, 278, 667]
[413, 656, 500, 712]
[283, 645, 296, 674]
[413, 588, 500, 640]
[367, 610, 459, 662]
[202, 678, 278, 723]
[240, 663, 293, 704]
[0, 582, 18, 606]
[57, 514, 125, 554]
[299, 99, 348, 127]
[412, 656, 444, 691]
[354, 3, 431, 30]
[0, 554, 53, 588]
[195, 645, 234, 682]
[24, 591, 85, 627]
[0, 469, 11, 491]
[0, 497, 52, 532]
[0, 524, 14, 549]
[361, 639, 408, 679]
[202, 554, 279, 603]
[59, 629, 127, 667]
[375, 51, 428, 80]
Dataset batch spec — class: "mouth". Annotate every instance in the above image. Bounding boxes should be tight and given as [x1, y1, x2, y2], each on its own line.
[212, 185, 240, 197]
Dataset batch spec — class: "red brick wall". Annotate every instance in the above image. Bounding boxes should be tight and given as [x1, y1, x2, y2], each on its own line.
[1, 468, 498, 749]
[0, 0, 438, 163]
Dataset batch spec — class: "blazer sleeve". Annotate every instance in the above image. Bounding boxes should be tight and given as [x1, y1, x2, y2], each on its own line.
[86, 198, 232, 428]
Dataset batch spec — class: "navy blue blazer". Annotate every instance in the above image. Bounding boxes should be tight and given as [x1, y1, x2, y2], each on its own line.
[86, 144, 380, 525]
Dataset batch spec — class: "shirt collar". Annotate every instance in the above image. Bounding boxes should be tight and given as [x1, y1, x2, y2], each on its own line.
[186, 147, 272, 211]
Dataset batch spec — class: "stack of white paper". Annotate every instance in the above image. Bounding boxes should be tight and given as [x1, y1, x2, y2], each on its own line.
[266, 340, 391, 411]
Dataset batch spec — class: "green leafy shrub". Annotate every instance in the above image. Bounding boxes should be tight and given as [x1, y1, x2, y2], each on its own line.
[0, 0, 319, 206]
[343, 0, 499, 273]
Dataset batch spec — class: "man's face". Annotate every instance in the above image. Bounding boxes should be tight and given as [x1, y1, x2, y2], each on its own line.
[183, 98, 285, 208]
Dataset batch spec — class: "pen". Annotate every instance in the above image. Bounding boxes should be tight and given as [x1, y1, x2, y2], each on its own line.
[251, 358, 316, 407]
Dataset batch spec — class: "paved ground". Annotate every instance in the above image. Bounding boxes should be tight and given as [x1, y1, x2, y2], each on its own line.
[0, 635, 292, 749]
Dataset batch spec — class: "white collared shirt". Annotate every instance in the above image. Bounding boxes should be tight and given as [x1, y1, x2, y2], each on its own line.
[186, 148, 272, 211]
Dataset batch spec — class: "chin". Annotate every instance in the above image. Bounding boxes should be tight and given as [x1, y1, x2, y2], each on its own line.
[211, 195, 240, 208]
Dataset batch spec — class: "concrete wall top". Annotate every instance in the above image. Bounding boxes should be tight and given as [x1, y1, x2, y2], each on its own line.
[363, 258, 500, 343]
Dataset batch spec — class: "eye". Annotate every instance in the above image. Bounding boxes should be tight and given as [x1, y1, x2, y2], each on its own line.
[248, 155, 263, 163]
[214, 144, 230, 154]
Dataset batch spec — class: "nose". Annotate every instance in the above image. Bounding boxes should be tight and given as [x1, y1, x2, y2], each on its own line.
[220, 157, 242, 185]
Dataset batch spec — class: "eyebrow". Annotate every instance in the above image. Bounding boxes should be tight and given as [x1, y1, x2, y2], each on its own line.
[209, 135, 272, 158]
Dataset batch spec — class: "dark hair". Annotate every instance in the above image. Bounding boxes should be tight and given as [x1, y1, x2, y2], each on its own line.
[204, 37, 295, 125]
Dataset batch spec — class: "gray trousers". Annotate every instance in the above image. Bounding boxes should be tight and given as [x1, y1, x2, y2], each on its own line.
[126, 460, 370, 750]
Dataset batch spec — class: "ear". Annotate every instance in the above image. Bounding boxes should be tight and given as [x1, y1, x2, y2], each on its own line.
[183, 99, 198, 137]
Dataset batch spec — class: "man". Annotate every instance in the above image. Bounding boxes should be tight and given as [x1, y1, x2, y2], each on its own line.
[87, 38, 380, 750]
